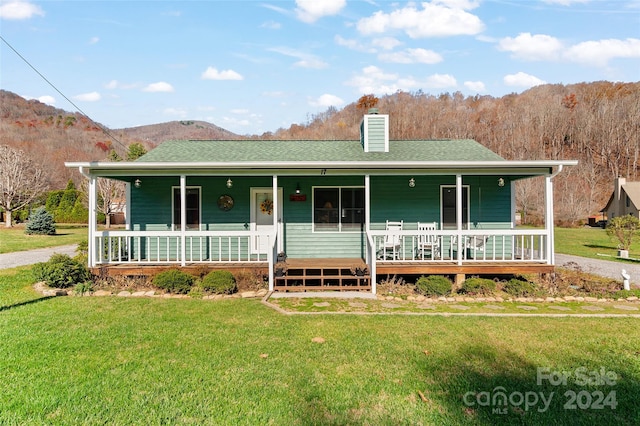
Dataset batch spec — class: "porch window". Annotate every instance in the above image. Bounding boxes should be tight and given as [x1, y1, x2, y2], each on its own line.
[172, 187, 201, 230]
[314, 187, 364, 232]
[441, 185, 469, 229]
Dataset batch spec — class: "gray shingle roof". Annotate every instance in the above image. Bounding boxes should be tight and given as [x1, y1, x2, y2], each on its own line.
[137, 139, 505, 163]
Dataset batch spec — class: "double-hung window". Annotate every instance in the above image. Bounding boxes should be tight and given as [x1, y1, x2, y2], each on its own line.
[314, 187, 364, 232]
[172, 187, 201, 230]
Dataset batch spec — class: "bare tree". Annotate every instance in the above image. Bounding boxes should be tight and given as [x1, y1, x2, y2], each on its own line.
[0, 144, 49, 227]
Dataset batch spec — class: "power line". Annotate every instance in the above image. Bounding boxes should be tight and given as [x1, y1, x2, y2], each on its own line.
[0, 35, 127, 151]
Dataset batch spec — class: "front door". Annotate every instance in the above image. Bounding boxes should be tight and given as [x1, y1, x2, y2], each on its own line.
[250, 188, 283, 254]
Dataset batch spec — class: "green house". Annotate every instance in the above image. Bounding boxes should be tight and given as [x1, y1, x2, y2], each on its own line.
[66, 111, 577, 293]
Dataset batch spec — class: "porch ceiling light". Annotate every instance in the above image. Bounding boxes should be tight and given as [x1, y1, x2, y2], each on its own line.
[134, 178, 142, 188]
[409, 177, 416, 188]
[295, 183, 301, 194]
[226, 178, 233, 188]
[498, 177, 505, 187]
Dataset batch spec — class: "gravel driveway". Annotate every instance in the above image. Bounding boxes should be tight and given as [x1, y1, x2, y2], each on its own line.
[555, 253, 640, 286]
[0, 245, 78, 269]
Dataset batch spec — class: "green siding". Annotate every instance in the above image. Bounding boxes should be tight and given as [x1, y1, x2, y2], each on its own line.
[130, 175, 513, 260]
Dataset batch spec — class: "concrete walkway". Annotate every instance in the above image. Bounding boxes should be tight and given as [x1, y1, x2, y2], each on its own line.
[0, 244, 78, 269]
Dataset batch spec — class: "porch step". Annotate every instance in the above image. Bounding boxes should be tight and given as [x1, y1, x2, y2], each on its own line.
[274, 259, 371, 292]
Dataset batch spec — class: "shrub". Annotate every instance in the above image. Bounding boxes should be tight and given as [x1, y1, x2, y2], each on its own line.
[74, 281, 94, 296]
[201, 270, 237, 294]
[25, 206, 56, 235]
[33, 254, 90, 288]
[460, 277, 496, 295]
[152, 269, 195, 294]
[503, 278, 537, 297]
[415, 275, 452, 296]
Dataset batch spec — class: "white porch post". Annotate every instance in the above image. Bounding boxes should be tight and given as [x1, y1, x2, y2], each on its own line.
[365, 174, 375, 294]
[269, 175, 278, 292]
[545, 175, 555, 265]
[180, 175, 186, 266]
[88, 175, 97, 267]
[456, 174, 463, 265]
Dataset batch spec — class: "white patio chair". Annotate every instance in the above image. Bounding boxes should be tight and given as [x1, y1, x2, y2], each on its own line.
[378, 220, 403, 260]
[465, 235, 488, 259]
[415, 222, 440, 260]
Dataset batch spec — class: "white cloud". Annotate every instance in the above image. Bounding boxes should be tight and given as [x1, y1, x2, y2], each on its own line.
[88, 36, 100, 45]
[74, 91, 101, 102]
[0, 0, 44, 20]
[201, 67, 244, 80]
[356, 1, 484, 38]
[231, 108, 250, 114]
[346, 66, 456, 94]
[503, 72, 546, 88]
[310, 94, 345, 107]
[268, 47, 328, 69]
[163, 107, 188, 118]
[564, 38, 640, 67]
[464, 80, 486, 92]
[143, 82, 175, 92]
[378, 48, 443, 64]
[498, 33, 563, 61]
[295, 0, 346, 23]
[28, 95, 55, 105]
[261, 20, 281, 30]
[371, 37, 403, 50]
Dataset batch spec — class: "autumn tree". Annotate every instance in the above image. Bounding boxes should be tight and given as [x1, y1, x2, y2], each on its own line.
[0, 144, 49, 227]
[357, 94, 379, 111]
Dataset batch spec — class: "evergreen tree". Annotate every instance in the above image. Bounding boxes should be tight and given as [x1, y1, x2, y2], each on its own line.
[25, 206, 56, 235]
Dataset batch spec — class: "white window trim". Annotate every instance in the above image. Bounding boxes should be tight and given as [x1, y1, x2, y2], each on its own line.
[312, 185, 365, 233]
[171, 186, 202, 231]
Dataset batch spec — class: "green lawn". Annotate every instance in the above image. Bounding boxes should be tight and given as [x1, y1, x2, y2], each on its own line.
[1, 267, 638, 425]
[0, 224, 87, 253]
[554, 226, 640, 260]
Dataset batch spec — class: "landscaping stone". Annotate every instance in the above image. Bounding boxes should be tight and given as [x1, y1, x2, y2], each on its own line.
[437, 297, 447, 302]
[581, 305, 604, 311]
[564, 296, 576, 301]
[585, 297, 598, 302]
[575, 297, 585, 301]
[450, 305, 470, 310]
[415, 295, 426, 302]
[144, 291, 155, 297]
[549, 306, 572, 311]
[349, 302, 367, 308]
[117, 291, 131, 297]
[495, 296, 504, 302]
[446, 297, 456, 302]
[627, 296, 639, 301]
[517, 305, 538, 311]
[131, 291, 146, 297]
[417, 304, 436, 310]
[381, 303, 401, 309]
[545, 297, 555, 302]
[241, 291, 257, 298]
[484, 305, 505, 310]
[256, 289, 268, 297]
[534, 298, 545, 302]
[613, 305, 639, 311]
[94, 290, 111, 297]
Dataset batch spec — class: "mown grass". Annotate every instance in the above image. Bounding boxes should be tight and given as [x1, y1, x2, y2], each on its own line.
[1, 267, 639, 425]
[0, 224, 87, 253]
[555, 226, 640, 260]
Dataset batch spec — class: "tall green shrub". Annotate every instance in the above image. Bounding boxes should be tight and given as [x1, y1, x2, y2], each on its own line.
[25, 206, 56, 235]
[202, 270, 237, 294]
[415, 275, 452, 296]
[153, 269, 195, 294]
[32, 254, 90, 288]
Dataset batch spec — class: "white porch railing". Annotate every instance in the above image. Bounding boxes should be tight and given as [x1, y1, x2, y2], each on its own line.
[368, 229, 549, 264]
[93, 230, 272, 265]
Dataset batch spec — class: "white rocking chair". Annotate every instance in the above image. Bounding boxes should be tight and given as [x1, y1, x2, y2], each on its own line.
[378, 220, 403, 260]
[415, 222, 440, 260]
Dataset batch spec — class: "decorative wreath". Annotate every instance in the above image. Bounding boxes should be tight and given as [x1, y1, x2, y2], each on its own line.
[260, 199, 273, 215]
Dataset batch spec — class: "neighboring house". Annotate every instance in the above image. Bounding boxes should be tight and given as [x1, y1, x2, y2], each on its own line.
[602, 177, 640, 220]
[66, 110, 577, 293]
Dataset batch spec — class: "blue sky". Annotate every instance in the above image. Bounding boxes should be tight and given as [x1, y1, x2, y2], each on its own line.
[1, 0, 639, 135]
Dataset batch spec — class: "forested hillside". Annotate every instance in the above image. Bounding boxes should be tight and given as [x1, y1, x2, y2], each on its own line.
[265, 81, 639, 223]
[1, 82, 638, 224]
